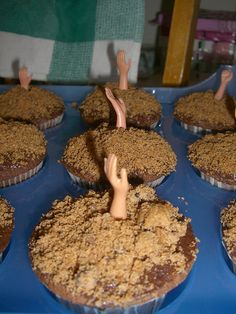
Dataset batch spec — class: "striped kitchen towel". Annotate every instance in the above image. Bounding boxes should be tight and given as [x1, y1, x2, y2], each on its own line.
[0, 0, 144, 83]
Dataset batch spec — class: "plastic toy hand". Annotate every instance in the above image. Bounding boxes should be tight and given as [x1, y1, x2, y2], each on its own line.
[117, 50, 131, 90]
[105, 88, 126, 129]
[19, 67, 32, 90]
[104, 154, 129, 219]
[214, 69, 233, 101]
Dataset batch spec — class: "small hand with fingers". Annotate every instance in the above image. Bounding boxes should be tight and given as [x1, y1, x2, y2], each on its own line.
[19, 67, 32, 90]
[105, 88, 126, 129]
[117, 50, 131, 90]
[214, 69, 233, 101]
[104, 154, 129, 219]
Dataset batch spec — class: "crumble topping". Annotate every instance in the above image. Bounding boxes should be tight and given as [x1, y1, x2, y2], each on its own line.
[188, 132, 236, 184]
[79, 84, 162, 128]
[221, 200, 236, 262]
[29, 185, 197, 307]
[0, 197, 14, 228]
[0, 120, 47, 166]
[61, 125, 176, 182]
[174, 90, 236, 130]
[0, 85, 64, 125]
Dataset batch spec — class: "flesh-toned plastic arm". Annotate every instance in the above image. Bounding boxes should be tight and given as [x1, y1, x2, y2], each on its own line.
[104, 154, 129, 219]
[117, 50, 131, 90]
[19, 67, 32, 90]
[105, 88, 126, 129]
[214, 69, 233, 101]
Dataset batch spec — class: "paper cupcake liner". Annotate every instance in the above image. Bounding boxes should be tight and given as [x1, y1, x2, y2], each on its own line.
[146, 175, 165, 187]
[0, 160, 44, 188]
[150, 120, 159, 130]
[200, 172, 236, 191]
[38, 113, 64, 130]
[180, 122, 211, 135]
[0, 253, 2, 263]
[67, 170, 166, 190]
[67, 171, 106, 191]
[56, 294, 165, 314]
[221, 236, 236, 274]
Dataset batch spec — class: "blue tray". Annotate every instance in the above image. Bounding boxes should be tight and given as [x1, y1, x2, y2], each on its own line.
[0, 65, 236, 314]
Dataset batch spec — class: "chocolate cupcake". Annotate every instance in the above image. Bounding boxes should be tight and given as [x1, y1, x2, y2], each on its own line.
[29, 184, 197, 313]
[61, 124, 176, 189]
[0, 197, 14, 261]
[0, 68, 64, 130]
[221, 200, 236, 273]
[188, 132, 236, 190]
[174, 70, 236, 134]
[80, 51, 161, 130]
[0, 119, 47, 187]
[79, 84, 162, 129]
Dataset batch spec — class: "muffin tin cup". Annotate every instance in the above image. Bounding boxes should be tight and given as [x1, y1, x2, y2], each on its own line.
[56, 294, 166, 314]
[200, 172, 236, 191]
[67, 170, 166, 190]
[180, 122, 211, 135]
[0, 160, 44, 188]
[38, 113, 64, 130]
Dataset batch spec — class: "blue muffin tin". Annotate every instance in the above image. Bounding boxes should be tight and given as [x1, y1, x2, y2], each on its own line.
[0, 65, 236, 314]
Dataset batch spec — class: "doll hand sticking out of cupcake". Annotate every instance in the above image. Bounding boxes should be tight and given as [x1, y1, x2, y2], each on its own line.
[104, 153, 129, 219]
[105, 88, 127, 129]
[19, 67, 32, 90]
[214, 69, 233, 101]
[117, 50, 131, 90]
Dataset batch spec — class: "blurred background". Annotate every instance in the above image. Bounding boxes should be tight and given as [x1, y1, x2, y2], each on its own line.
[138, 0, 236, 86]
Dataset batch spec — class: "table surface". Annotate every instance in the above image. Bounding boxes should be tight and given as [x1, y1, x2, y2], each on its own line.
[0, 65, 236, 314]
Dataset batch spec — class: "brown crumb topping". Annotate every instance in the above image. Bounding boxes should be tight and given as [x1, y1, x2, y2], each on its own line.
[221, 200, 236, 262]
[0, 197, 14, 228]
[174, 90, 236, 131]
[0, 85, 64, 126]
[0, 120, 47, 166]
[61, 125, 176, 183]
[29, 185, 197, 308]
[79, 85, 162, 128]
[0, 197, 14, 253]
[188, 132, 236, 185]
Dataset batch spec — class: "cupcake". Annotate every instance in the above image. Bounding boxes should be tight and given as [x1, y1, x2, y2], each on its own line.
[221, 200, 236, 273]
[0, 197, 14, 261]
[0, 67, 64, 130]
[0, 119, 47, 187]
[188, 132, 236, 190]
[174, 69, 236, 134]
[29, 169, 197, 313]
[62, 88, 176, 189]
[79, 51, 162, 129]
[61, 124, 176, 189]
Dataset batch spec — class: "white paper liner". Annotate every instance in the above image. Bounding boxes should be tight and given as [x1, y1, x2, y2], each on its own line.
[56, 294, 165, 314]
[38, 113, 64, 130]
[0, 160, 44, 188]
[180, 122, 211, 135]
[67, 170, 166, 190]
[150, 120, 159, 129]
[200, 172, 236, 191]
[221, 235, 236, 274]
[0, 252, 2, 263]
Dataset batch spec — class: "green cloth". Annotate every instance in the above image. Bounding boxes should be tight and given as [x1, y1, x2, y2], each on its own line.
[0, 0, 144, 83]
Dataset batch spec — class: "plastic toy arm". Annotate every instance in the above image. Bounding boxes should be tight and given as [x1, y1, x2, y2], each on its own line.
[214, 69, 233, 101]
[105, 88, 126, 129]
[19, 67, 32, 90]
[117, 50, 131, 90]
[104, 154, 129, 219]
